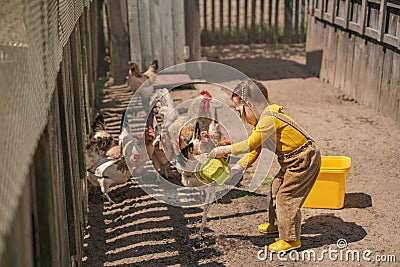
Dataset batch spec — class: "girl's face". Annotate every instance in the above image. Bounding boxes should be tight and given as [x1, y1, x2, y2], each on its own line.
[232, 96, 258, 126]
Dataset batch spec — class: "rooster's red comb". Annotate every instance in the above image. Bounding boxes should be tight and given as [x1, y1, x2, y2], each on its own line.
[200, 90, 212, 100]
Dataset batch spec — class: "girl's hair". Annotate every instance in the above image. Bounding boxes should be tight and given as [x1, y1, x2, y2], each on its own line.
[231, 78, 269, 102]
[231, 79, 269, 119]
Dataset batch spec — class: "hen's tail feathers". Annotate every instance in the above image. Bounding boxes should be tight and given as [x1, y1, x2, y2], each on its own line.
[151, 60, 158, 71]
[194, 121, 201, 139]
[119, 113, 126, 134]
[92, 113, 106, 133]
[177, 142, 194, 167]
[214, 107, 218, 122]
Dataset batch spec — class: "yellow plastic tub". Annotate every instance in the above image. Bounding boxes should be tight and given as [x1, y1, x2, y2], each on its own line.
[302, 156, 351, 209]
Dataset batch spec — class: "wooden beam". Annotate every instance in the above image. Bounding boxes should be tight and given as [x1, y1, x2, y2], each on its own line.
[377, 0, 387, 42]
[359, 0, 368, 35]
[344, 0, 350, 28]
[185, 0, 201, 60]
[149, 0, 162, 68]
[161, 0, 175, 67]
[237, 0, 240, 41]
[220, 0, 224, 42]
[108, 0, 130, 84]
[173, 0, 186, 63]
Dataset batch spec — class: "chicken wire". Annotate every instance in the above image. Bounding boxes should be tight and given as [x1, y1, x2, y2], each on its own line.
[0, 0, 88, 260]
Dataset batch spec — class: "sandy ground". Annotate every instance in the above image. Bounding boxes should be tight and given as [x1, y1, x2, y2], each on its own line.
[83, 43, 400, 266]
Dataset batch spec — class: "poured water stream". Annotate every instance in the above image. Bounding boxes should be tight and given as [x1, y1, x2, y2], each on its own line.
[198, 186, 221, 238]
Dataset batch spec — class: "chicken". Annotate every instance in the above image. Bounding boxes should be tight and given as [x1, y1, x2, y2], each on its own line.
[177, 138, 233, 188]
[151, 89, 175, 128]
[151, 133, 171, 179]
[90, 113, 118, 156]
[163, 90, 214, 159]
[176, 140, 204, 187]
[142, 60, 158, 78]
[145, 106, 172, 180]
[144, 125, 155, 158]
[86, 153, 143, 204]
[127, 62, 147, 94]
[199, 131, 215, 155]
[92, 113, 112, 139]
[153, 89, 178, 161]
[208, 107, 222, 145]
[127, 60, 159, 109]
[85, 114, 145, 203]
[191, 122, 202, 156]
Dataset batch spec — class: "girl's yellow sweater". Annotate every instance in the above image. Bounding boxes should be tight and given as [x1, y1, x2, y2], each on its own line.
[231, 104, 309, 169]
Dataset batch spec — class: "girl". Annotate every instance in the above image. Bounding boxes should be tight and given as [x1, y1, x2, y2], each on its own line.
[209, 79, 321, 253]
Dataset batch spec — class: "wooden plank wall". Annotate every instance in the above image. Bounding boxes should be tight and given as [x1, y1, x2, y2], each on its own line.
[127, 0, 186, 72]
[306, 0, 400, 121]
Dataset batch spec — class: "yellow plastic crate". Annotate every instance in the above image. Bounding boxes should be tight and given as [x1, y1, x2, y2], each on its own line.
[302, 156, 351, 209]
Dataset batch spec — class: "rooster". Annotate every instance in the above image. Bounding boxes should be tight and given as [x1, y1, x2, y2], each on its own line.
[164, 90, 214, 158]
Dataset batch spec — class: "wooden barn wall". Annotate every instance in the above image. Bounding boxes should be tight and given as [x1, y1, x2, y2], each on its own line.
[306, 1, 400, 122]
[126, 0, 186, 73]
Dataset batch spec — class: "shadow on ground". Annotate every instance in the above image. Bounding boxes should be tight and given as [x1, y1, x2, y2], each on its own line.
[344, 192, 372, 209]
[213, 58, 313, 81]
[218, 214, 367, 252]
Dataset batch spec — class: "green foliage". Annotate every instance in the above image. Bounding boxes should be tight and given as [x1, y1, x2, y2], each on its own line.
[262, 176, 274, 188]
[201, 23, 305, 45]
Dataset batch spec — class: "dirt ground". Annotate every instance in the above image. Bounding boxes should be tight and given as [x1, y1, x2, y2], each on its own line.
[82, 43, 400, 266]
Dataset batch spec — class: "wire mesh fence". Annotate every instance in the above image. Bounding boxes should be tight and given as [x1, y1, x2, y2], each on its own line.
[0, 0, 100, 265]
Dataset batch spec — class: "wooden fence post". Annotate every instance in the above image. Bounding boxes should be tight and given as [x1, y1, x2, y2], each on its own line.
[97, 0, 107, 78]
[127, 0, 142, 68]
[185, 0, 202, 60]
[251, 0, 256, 42]
[236, 0, 240, 42]
[285, 0, 294, 42]
[275, 0, 280, 40]
[108, 0, 129, 84]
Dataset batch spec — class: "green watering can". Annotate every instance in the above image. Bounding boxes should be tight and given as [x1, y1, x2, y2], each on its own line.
[196, 157, 231, 186]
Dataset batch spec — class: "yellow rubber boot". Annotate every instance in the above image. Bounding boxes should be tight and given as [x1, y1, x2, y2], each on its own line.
[268, 239, 301, 253]
[258, 223, 278, 234]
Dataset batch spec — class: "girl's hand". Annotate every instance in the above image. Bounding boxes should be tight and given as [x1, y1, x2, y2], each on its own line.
[208, 145, 232, 157]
